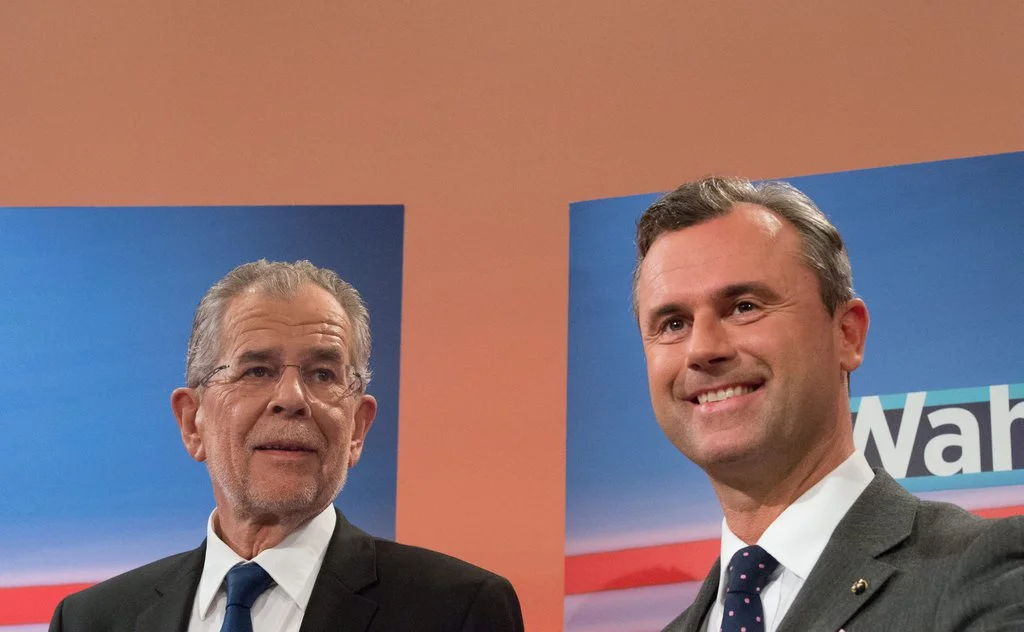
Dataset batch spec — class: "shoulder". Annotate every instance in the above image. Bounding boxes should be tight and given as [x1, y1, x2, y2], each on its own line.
[61, 549, 198, 608]
[916, 503, 1024, 566]
[52, 548, 201, 628]
[330, 511, 512, 592]
[927, 511, 1024, 626]
[854, 469, 1017, 553]
[320, 511, 523, 630]
[371, 537, 513, 590]
[816, 475, 1023, 629]
[870, 483, 1024, 626]
[363, 537, 523, 631]
[910, 495, 1022, 555]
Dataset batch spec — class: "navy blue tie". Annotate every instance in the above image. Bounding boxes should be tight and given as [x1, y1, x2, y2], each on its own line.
[220, 562, 275, 632]
[722, 545, 779, 632]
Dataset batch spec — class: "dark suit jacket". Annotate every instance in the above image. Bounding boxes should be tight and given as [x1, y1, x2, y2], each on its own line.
[49, 509, 524, 632]
[663, 470, 1024, 632]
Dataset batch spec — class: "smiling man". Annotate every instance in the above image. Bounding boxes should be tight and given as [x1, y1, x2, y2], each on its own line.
[50, 260, 523, 632]
[633, 178, 1023, 632]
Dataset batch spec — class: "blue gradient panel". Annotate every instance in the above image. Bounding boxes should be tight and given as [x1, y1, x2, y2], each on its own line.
[566, 152, 1024, 629]
[567, 192, 722, 555]
[0, 206, 403, 586]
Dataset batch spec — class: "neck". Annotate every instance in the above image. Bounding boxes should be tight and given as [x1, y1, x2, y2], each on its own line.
[709, 432, 854, 544]
[213, 505, 324, 559]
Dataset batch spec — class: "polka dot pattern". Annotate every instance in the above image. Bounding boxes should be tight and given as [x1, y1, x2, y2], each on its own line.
[721, 545, 778, 632]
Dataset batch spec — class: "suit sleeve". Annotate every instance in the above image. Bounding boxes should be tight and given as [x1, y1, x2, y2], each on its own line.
[934, 516, 1024, 631]
[459, 575, 525, 632]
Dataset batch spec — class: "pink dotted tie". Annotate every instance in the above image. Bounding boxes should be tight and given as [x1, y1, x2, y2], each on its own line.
[721, 545, 778, 632]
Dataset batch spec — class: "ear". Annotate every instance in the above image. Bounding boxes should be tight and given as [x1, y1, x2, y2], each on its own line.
[347, 394, 377, 469]
[171, 387, 206, 462]
[835, 298, 869, 375]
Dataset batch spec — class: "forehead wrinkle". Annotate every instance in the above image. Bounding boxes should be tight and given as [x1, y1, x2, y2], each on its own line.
[217, 295, 353, 363]
[226, 308, 350, 331]
[226, 327, 351, 360]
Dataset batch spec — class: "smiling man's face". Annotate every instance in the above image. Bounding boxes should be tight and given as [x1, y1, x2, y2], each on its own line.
[635, 203, 856, 479]
[173, 284, 376, 524]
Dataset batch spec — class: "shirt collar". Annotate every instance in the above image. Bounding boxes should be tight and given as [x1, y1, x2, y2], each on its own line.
[717, 451, 875, 593]
[196, 504, 337, 620]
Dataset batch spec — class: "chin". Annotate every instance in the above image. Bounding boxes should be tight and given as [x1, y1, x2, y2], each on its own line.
[243, 483, 322, 517]
[267, 476, 347, 515]
[689, 440, 764, 471]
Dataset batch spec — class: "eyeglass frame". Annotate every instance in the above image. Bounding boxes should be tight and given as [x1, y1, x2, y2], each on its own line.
[196, 362, 366, 401]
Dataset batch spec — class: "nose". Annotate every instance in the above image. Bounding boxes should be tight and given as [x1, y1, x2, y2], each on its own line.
[687, 313, 737, 372]
[268, 365, 311, 417]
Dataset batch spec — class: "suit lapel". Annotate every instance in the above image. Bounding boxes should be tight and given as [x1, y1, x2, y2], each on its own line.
[135, 543, 206, 632]
[777, 471, 916, 632]
[690, 560, 721, 632]
[663, 560, 720, 632]
[775, 552, 896, 632]
[298, 508, 379, 632]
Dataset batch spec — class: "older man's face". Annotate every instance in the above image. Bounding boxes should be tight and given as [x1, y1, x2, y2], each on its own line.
[174, 284, 375, 523]
[635, 204, 865, 480]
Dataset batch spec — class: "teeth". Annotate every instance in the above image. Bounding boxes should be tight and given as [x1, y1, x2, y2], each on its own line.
[697, 385, 754, 405]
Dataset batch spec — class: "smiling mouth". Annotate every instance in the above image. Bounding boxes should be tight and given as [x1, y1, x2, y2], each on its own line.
[693, 384, 761, 405]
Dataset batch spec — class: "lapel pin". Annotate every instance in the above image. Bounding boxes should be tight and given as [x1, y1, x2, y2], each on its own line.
[851, 578, 868, 595]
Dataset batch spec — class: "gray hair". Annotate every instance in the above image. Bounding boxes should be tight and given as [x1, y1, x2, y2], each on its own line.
[185, 260, 372, 389]
[632, 176, 853, 317]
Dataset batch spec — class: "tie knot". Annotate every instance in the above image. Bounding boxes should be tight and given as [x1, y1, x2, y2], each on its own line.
[225, 562, 275, 609]
[726, 545, 779, 594]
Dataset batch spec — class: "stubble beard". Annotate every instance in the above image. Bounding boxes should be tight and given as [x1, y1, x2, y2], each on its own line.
[208, 456, 350, 524]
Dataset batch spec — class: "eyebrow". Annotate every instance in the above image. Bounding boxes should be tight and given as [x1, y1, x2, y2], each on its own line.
[643, 282, 782, 330]
[303, 347, 345, 364]
[717, 282, 781, 303]
[236, 349, 280, 364]
[234, 347, 346, 365]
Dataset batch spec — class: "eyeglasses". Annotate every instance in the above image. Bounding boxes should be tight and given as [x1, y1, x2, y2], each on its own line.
[198, 362, 364, 403]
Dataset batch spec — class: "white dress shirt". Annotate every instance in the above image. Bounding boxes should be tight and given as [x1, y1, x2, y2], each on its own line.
[705, 452, 875, 632]
[188, 504, 336, 632]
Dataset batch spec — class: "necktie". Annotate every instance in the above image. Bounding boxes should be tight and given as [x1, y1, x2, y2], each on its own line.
[722, 545, 779, 632]
[220, 562, 275, 632]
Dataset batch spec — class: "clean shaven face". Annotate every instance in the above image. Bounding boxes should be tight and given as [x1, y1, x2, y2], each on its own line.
[635, 204, 855, 478]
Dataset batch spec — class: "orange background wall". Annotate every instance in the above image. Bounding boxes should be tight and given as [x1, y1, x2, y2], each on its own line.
[2, 2, 1022, 630]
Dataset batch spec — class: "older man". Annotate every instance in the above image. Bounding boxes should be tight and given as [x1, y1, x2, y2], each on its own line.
[632, 178, 1024, 632]
[50, 260, 523, 632]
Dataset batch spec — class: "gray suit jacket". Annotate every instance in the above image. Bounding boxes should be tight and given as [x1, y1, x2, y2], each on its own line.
[663, 470, 1024, 632]
[49, 509, 523, 632]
